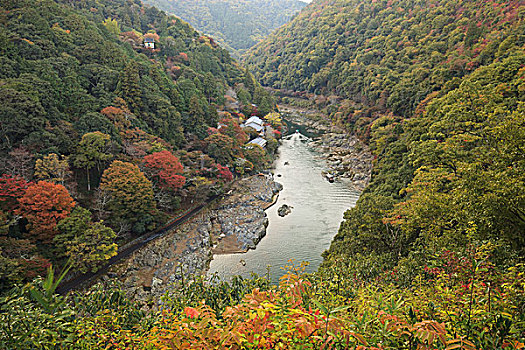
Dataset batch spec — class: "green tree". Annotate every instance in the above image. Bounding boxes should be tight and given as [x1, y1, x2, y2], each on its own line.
[103, 18, 120, 36]
[119, 62, 142, 114]
[204, 133, 236, 166]
[72, 132, 112, 191]
[243, 144, 269, 171]
[55, 207, 117, 273]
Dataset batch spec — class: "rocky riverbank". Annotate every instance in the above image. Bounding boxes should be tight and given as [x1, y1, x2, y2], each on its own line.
[311, 133, 373, 190]
[280, 105, 373, 190]
[211, 175, 282, 254]
[106, 174, 281, 303]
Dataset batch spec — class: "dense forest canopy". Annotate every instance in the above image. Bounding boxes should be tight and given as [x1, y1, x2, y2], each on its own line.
[1, 0, 525, 348]
[142, 0, 307, 58]
[0, 0, 277, 291]
[246, 0, 525, 117]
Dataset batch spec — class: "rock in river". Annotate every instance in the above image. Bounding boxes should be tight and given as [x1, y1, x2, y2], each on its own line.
[278, 204, 292, 217]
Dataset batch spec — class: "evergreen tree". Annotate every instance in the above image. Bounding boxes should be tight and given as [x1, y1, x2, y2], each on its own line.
[119, 62, 142, 114]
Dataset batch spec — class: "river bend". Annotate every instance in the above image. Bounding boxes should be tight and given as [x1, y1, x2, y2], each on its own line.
[208, 133, 360, 283]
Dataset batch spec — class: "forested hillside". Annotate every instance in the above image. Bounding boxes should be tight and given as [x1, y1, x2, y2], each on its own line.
[246, 0, 525, 117]
[245, 0, 525, 274]
[1, 0, 525, 348]
[0, 0, 276, 291]
[142, 0, 307, 58]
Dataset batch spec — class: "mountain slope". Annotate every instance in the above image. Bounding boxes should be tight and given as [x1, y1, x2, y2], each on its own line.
[142, 0, 307, 58]
[247, 0, 525, 309]
[0, 0, 276, 290]
[1, 0, 235, 152]
[246, 0, 525, 117]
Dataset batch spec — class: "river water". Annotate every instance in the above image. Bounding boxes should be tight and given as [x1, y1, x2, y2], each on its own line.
[207, 132, 360, 283]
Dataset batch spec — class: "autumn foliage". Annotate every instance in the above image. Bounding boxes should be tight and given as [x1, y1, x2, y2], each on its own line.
[100, 161, 156, 232]
[0, 175, 30, 211]
[100, 106, 131, 130]
[216, 164, 233, 182]
[143, 150, 186, 190]
[16, 181, 75, 243]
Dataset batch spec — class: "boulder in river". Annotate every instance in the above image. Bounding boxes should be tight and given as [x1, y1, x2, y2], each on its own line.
[278, 204, 292, 217]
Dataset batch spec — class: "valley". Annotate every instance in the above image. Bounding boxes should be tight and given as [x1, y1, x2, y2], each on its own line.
[0, 0, 524, 348]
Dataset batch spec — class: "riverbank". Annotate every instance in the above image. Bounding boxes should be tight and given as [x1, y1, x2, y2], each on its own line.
[211, 175, 282, 254]
[280, 104, 373, 190]
[105, 174, 281, 303]
[311, 133, 373, 190]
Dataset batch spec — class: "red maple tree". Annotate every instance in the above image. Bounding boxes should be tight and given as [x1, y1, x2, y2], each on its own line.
[143, 150, 186, 190]
[216, 164, 233, 182]
[0, 174, 30, 212]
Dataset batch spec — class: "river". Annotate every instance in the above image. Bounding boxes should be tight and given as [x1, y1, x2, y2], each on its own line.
[207, 132, 360, 283]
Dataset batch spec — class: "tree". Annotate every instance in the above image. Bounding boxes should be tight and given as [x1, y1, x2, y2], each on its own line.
[34, 154, 71, 185]
[218, 114, 248, 146]
[0, 175, 29, 212]
[216, 164, 233, 182]
[243, 67, 256, 95]
[16, 181, 75, 244]
[100, 106, 131, 131]
[243, 145, 269, 171]
[0, 88, 45, 151]
[264, 112, 283, 131]
[187, 95, 206, 133]
[100, 161, 156, 234]
[143, 150, 186, 191]
[103, 18, 120, 36]
[74, 112, 119, 137]
[3, 147, 34, 180]
[119, 62, 142, 113]
[204, 133, 236, 166]
[72, 132, 112, 191]
[55, 207, 117, 273]
[203, 72, 217, 103]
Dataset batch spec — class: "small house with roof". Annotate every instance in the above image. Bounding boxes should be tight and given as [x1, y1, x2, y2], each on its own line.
[243, 116, 264, 133]
[144, 37, 155, 49]
[246, 137, 267, 149]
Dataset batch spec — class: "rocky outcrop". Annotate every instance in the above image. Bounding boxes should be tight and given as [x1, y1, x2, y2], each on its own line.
[112, 210, 214, 303]
[107, 174, 281, 303]
[211, 175, 281, 254]
[311, 133, 373, 190]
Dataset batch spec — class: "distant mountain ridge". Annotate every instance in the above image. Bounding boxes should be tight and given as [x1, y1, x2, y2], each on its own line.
[246, 0, 525, 117]
[142, 0, 307, 58]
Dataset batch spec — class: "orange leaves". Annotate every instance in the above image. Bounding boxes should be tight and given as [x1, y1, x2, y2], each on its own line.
[184, 307, 200, 319]
[378, 310, 481, 350]
[503, 341, 525, 349]
[16, 181, 75, 243]
[108, 265, 525, 349]
[101, 106, 131, 130]
[445, 338, 477, 350]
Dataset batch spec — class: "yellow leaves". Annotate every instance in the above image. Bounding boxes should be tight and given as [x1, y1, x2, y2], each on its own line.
[445, 337, 477, 350]
[21, 38, 34, 45]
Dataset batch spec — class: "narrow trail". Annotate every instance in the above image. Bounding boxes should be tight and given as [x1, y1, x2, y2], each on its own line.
[56, 196, 218, 295]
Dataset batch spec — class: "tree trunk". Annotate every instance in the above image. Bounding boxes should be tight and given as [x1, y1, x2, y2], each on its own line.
[86, 167, 91, 191]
